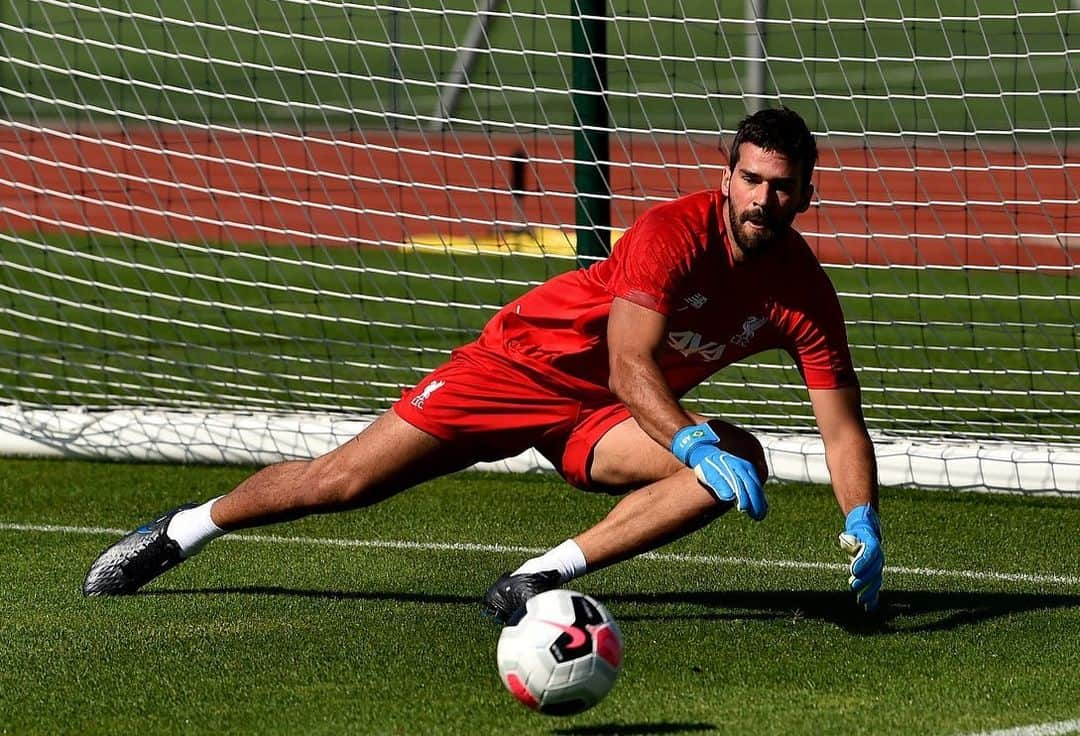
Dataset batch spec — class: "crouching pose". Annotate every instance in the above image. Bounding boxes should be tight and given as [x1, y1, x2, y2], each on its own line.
[84, 107, 884, 616]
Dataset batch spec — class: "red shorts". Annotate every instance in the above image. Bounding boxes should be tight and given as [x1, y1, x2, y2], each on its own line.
[393, 346, 630, 489]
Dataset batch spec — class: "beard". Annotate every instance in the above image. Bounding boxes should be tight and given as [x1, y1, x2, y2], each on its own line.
[728, 197, 787, 257]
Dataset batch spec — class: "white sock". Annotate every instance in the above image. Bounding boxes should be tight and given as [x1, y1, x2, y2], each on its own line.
[512, 539, 588, 584]
[166, 496, 226, 558]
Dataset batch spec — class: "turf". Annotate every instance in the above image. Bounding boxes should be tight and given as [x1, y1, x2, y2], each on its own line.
[0, 457, 1077, 735]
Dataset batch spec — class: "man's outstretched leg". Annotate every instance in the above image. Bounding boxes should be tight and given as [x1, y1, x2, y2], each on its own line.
[83, 410, 474, 596]
[481, 468, 723, 620]
[483, 416, 766, 621]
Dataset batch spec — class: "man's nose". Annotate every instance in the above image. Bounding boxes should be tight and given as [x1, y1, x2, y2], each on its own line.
[752, 183, 777, 209]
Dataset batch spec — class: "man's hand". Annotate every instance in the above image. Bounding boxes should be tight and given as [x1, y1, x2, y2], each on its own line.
[671, 424, 767, 520]
[838, 504, 884, 612]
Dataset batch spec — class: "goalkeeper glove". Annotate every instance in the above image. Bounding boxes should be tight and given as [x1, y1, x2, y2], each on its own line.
[671, 424, 767, 521]
[838, 503, 884, 612]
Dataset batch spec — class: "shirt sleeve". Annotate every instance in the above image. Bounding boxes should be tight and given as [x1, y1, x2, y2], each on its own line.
[604, 208, 697, 315]
[784, 267, 859, 390]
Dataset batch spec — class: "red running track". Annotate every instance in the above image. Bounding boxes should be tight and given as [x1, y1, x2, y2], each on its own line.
[0, 127, 1075, 270]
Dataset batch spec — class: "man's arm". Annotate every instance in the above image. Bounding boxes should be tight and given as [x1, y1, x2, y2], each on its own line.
[809, 385, 883, 611]
[606, 296, 694, 446]
[807, 385, 878, 513]
[607, 296, 766, 519]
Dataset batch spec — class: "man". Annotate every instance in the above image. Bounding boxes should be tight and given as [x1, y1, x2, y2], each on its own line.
[84, 107, 884, 616]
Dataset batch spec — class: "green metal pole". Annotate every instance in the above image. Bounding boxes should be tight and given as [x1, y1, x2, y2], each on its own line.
[571, 0, 610, 266]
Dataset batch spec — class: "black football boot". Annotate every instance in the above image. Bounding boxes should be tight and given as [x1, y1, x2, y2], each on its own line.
[481, 569, 562, 624]
[82, 504, 198, 596]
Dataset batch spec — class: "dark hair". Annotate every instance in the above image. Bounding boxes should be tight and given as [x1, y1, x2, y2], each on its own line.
[728, 107, 818, 188]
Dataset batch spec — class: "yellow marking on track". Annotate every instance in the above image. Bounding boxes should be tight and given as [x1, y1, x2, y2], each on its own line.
[409, 228, 626, 257]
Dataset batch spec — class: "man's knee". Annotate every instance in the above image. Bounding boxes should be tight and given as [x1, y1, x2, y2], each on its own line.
[295, 454, 376, 512]
[297, 411, 466, 512]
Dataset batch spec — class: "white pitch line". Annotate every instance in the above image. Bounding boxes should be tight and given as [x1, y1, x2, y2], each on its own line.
[958, 718, 1080, 736]
[3, 521, 1080, 587]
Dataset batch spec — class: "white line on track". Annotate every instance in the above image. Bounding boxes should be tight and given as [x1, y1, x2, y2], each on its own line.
[3, 521, 1080, 587]
[958, 719, 1080, 736]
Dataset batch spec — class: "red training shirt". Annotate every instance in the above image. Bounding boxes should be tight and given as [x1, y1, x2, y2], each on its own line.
[472, 189, 857, 400]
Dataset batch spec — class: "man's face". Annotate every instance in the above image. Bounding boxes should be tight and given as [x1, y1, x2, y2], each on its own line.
[721, 143, 813, 260]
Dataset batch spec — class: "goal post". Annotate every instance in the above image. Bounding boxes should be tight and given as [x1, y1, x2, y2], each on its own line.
[0, 2, 1076, 493]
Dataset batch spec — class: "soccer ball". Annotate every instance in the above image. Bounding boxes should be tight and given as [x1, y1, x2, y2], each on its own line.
[496, 589, 623, 716]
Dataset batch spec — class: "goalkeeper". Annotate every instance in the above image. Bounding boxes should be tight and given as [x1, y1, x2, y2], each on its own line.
[84, 107, 883, 616]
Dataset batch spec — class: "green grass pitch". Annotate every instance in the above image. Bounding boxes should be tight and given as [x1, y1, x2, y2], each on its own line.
[0, 4, 1077, 730]
[0, 458, 1077, 734]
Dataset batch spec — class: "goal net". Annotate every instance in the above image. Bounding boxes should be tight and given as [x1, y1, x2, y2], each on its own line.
[0, 1, 1076, 492]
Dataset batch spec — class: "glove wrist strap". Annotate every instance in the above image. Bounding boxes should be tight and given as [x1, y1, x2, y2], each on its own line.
[845, 503, 881, 537]
[671, 423, 721, 466]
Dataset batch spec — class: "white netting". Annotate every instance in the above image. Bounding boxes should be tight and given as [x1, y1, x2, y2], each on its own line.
[0, 1, 1076, 490]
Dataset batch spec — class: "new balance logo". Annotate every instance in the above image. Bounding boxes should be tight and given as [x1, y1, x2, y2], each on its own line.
[410, 379, 445, 409]
[683, 293, 708, 310]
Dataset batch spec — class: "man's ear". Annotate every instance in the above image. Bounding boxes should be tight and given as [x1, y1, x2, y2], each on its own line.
[797, 182, 815, 213]
[721, 168, 732, 196]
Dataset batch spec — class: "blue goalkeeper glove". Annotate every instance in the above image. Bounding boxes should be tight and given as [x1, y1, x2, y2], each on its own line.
[838, 504, 884, 612]
[671, 424, 767, 521]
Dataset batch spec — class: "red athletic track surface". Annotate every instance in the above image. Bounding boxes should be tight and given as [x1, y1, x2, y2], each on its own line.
[0, 128, 1075, 270]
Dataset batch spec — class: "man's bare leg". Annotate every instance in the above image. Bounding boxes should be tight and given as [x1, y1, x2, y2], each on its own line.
[574, 415, 767, 570]
[572, 468, 722, 570]
[483, 415, 765, 619]
[84, 409, 477, 595]
[211, 410, 472, 530]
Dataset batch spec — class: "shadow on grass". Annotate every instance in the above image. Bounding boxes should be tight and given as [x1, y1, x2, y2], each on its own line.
[604, 589, 1080, 634]
[140, 586, 476, 606]
[139, 586, 1079, 635]
[551, 723, 716, 735]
